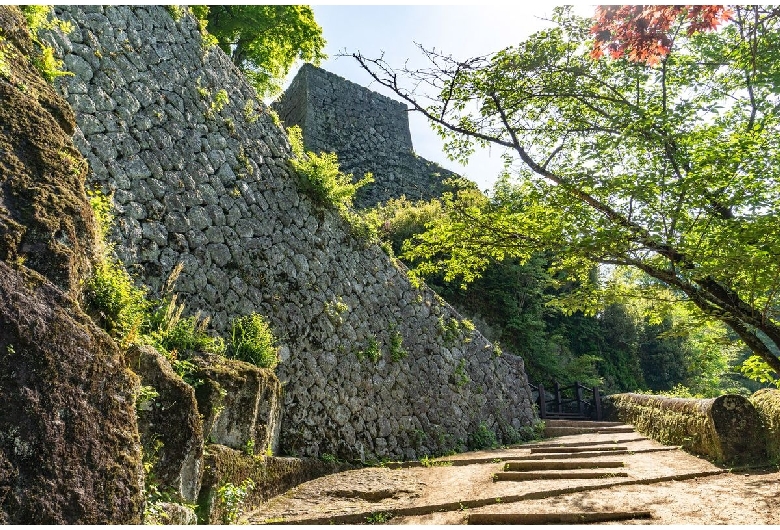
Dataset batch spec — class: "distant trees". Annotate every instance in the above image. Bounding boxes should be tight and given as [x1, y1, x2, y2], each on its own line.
[352, 6, 780, 381]
[192, 5, 326, 97]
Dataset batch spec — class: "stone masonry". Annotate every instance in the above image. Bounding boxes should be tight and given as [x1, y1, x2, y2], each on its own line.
[43, 5, 536, 461]
[274, 63, 456, 208]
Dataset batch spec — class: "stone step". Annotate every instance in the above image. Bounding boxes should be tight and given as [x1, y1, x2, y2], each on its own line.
[468, 511, 653, 524]
[545, 426, 636, 437]
[504, 460, 625, 471]
[544, 420, 626, 428]
[494, 470, 630, 481]
[531, 446, 628, 454]
[510, 450, 631, 460]
[530, 437, 646, 448]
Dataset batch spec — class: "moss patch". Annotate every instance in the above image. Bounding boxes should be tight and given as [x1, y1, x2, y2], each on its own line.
[605, 393, 766, 465]
[196, 444, 356, 524]
[750, 389, 780, 462]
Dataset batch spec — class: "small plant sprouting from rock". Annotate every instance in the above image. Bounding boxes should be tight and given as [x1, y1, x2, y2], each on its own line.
[211, 88, 229, 113]
[389, 330, 408, 362]
[216, 478, 255, 524]
[320, 452, 336, 463]
[288, 125, 374, 220]
[21, 5, 73, 83]
[165, 5, 185, 21]
[365, 511, 394, 525]
[243, 439, 255, 456]
[357, 335, 381, 363]
[228, 313, 278, 369]
[324, 297, 349, 325]
[244, 99, 259, 123]
[135, 385, 159, 412]
[453, 358, 469, 388]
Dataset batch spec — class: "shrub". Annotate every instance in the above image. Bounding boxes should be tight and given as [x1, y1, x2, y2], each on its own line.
[228, 313, 278, 369]
[288, 125, 373, 213]
[84, 257, 149, 344]
[467, 422, 498, 450]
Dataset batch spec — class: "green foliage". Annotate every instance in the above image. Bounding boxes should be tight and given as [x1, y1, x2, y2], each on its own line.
[192, 5, 325, 97]
[165, 5, 185, 21]
[355, 5, 780, 376]
[419, 455, 452, 467]
[741, 356, 780, 388]
[227, 313, 278, 369]
[288, 125, 374, 216]
[216, 478, 255, 524]
[453, 358, 470, 388]
[212, 89, 229, 112]
[467, 422, 498, 450]
[135, 385, 159, 412]
[21, 5, 73, 83]
[365, 511, 394, 525]
[85, 257, 150, 345]
[389, 330, 408, 362]
[357, 336, 381, 363]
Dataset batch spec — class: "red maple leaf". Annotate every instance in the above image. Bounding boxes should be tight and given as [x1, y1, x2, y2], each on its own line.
[591, 5, 732, 65]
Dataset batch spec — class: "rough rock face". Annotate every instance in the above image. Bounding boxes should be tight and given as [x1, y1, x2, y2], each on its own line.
[750, 389, 780, 461]
[0, 6, 95, 294]
[42, 5, 536, 461]
[0, 6, 143, 523]
[197, 444, 356, 524]
[274, 64, 457, 208]
[127, 345, 204, 504]
[191, 355, 282, 454]
[605, 393, 767, 465]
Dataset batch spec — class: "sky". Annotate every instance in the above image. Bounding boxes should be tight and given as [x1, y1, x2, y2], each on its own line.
[280, 4, 597, 191]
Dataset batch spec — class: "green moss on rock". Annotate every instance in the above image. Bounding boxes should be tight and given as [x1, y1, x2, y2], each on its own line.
[0, 6, 97, 295]
[605, 393, 766, 465]
[196, 444, 356, 524]
[749, 389, 780, 462]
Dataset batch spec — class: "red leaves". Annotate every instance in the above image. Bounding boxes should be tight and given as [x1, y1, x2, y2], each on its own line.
[590, 5, 732, 65]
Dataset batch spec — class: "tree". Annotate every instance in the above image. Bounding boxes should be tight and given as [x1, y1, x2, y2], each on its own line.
[193, 5, 326, 96]
[351, 6, 780, 377]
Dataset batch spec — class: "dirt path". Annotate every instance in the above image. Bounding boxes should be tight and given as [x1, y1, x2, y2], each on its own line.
[243, 425, 780, 525]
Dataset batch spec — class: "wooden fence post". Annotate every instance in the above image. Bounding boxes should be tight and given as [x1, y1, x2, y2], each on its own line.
[554, 381, 562, 414]
[538, 384, 546, 419]
[576, 381, 585, 417]
[593, 387, 602, 421]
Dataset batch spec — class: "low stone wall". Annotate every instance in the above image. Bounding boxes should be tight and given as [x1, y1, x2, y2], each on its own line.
[197, 444, 356, 524]
[749, 389, 780, 462]
[604, 393, 766, 465]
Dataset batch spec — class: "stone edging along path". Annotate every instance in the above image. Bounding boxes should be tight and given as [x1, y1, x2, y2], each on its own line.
[242, 422, 732, 525]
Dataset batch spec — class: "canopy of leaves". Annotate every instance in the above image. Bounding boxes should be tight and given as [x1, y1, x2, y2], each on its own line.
[591, 5, 732, 65]
[193, 5, 326, 97]
[352, 6, 780, 378]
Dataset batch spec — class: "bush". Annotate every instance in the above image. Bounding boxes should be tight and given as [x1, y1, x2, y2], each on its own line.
[228, 313, 278, 369]
[85, 258, 150, 344]
[288, 125, 373, 213]
[467, 422, 498, 450]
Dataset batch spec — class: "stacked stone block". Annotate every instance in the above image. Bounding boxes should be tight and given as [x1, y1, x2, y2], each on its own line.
[43, 5, 535, 461]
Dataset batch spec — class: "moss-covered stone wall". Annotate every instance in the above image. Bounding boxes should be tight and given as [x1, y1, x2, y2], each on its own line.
[604, 392, 766, 465]
[749, 388, 780, 462]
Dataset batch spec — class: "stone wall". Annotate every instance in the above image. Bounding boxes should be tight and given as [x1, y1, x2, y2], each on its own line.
[43, 5, 536, 461]
[274, 63, 456, 208]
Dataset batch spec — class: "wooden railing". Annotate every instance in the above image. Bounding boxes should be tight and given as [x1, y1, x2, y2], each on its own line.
[529, 381, 603, 421]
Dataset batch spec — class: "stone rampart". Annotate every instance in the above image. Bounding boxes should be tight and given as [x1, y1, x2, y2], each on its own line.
[274, 63, 456, 208]
[43, 5, 535, 461]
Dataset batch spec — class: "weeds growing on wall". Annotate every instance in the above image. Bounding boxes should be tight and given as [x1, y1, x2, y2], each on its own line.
[21, 5, 73, 83]
[216, 479, 255, 524]
[227, 313, 278, 369]
[84, 190, 277, 369]
[288, 125, 378, 241]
